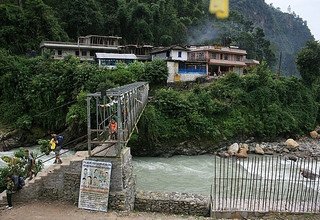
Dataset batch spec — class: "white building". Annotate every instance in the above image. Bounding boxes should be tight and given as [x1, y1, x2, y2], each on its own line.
[151, 46, 207, 83]
[95, 53, 137, 69]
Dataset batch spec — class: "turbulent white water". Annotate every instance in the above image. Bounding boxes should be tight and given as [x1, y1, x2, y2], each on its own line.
[133, 155, 215, 195]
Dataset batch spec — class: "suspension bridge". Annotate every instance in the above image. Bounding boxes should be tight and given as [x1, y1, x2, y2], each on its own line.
[86, 82, 149, 157]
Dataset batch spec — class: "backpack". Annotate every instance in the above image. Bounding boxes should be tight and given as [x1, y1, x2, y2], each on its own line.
[18, 176, 25, 189]
[12, 175, 19, 191]
[56, 135, 64, 146]
[12, 175, 25, 191]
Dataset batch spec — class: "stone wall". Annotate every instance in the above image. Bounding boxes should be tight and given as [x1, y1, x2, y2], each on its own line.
[135, 191, 210, 217]
[10, 148, 135, 211]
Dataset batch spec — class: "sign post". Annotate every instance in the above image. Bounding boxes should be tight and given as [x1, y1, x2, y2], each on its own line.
[78, 160, 112, 212]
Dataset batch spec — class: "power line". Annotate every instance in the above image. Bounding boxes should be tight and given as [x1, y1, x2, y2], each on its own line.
[33, 100, 77, 118]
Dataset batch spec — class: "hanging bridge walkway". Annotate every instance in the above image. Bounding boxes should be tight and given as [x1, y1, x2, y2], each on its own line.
[86, 82, 149, 157]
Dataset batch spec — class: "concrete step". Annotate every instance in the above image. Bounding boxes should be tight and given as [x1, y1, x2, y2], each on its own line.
[0, 151, 87, 206]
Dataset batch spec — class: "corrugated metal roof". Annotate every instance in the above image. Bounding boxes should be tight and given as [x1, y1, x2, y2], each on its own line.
[95, 53, 137, 59]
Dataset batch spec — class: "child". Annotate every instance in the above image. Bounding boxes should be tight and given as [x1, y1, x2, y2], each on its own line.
[6, 175, 14, 209]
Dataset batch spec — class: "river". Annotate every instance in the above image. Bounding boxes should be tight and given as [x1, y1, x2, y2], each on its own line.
[133, 155, 215, 195]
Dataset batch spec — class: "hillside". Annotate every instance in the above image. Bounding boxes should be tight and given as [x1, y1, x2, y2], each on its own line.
[230, 0, 314, 76]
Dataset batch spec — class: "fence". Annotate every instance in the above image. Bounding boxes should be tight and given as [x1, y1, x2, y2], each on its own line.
[210, 156, 320, 214]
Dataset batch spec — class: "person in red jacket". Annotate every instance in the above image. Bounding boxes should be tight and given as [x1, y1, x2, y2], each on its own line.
[108, 119, 117, 140]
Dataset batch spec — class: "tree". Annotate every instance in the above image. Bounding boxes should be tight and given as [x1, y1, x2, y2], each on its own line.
[0, 0, 68, 54]
[297, 40, 320, 86]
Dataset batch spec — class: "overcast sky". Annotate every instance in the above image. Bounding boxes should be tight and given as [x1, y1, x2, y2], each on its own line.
[264, 0, 319, 40]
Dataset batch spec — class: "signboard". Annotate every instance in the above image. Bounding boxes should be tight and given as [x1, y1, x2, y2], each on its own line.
[78, 160, 112, 212]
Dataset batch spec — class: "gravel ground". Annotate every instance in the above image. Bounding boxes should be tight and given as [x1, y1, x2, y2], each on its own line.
[1, 201, 320, 220]
[0, 201, 209, 220]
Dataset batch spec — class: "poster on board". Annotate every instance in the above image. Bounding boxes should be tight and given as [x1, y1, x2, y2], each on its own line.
[78, 160, 112, 212]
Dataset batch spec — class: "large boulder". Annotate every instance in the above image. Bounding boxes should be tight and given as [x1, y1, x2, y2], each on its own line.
[237, 146, 248, 158]
[310, 131, 319, 139]
[228, 143, 239, 156]
[255, 144, 265, 155]
[285, 139, 299, 150]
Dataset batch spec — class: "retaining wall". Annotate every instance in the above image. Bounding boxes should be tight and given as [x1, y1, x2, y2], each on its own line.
[135, 191, 210, 216]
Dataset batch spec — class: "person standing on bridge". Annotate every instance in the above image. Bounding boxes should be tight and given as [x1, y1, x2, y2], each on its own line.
[108, 118, 118, 140]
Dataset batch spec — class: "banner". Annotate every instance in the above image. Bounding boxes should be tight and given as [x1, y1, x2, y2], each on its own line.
[78, 160, 112, 212]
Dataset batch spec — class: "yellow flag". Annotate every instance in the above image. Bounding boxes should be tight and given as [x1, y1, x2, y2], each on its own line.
[209, 0, 229, 19]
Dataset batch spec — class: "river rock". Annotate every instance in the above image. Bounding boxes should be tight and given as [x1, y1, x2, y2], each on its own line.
[227, 143, 239, 156]
[255, 144, 265, 155]
[237, 146, 248, 158]
[310, 131, 319, 139]
[218, 151, 230, 158]
[282, 148, 290, 153]
[240, 143, 249, 151]
[285, 139, 299, 150]
[264, 149, 274, 155]
[287, 155, 298, 162]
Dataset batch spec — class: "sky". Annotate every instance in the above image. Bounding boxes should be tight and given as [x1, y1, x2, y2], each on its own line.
[264, 0, 319, 40]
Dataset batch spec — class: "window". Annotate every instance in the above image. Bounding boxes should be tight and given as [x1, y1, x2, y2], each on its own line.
[211, 53, 217, 59]
[236, 55, 241, 61]
[178, 51, 182, 58]
[57, 50, 62, 56]
[75, 51, 79, 56]
[82, 51, 87, 56]
[224, 54, 228, 60]
[90, 51, 95, 57]
[166, 51, 170, 57]
[196, 52, 205, 60]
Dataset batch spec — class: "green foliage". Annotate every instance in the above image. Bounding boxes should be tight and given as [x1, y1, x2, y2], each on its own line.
[143, 59, 168, 85]
[0, 166, 10, 192]
[132, 66, 318, 150]
[38, 139, 50, 155]
[0, 0, 68, 54]
[297, 41, 320, 86]
[0, 50, 167, 134]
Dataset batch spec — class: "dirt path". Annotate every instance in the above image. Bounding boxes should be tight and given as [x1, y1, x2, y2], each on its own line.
[2, 200, 320, 219]
[0, 201, 208, 220]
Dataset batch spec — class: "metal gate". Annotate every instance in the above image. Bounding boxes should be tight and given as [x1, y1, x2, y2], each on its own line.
[211, 156, 320, 214]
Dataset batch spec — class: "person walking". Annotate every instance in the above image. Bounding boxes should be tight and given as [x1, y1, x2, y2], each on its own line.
[53, 134, 63, 164]
[6, 175, 14, 210]
[25, 149, 35, 180]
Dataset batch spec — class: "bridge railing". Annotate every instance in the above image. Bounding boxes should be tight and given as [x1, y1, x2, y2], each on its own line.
[211, 156, 320, 214]
[86, 82, 149, 157]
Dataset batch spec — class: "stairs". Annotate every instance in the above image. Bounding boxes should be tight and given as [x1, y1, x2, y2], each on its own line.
[0, 151, 88, 206]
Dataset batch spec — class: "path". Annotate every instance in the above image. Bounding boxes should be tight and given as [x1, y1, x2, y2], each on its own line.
[0, 201, 208, 220]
